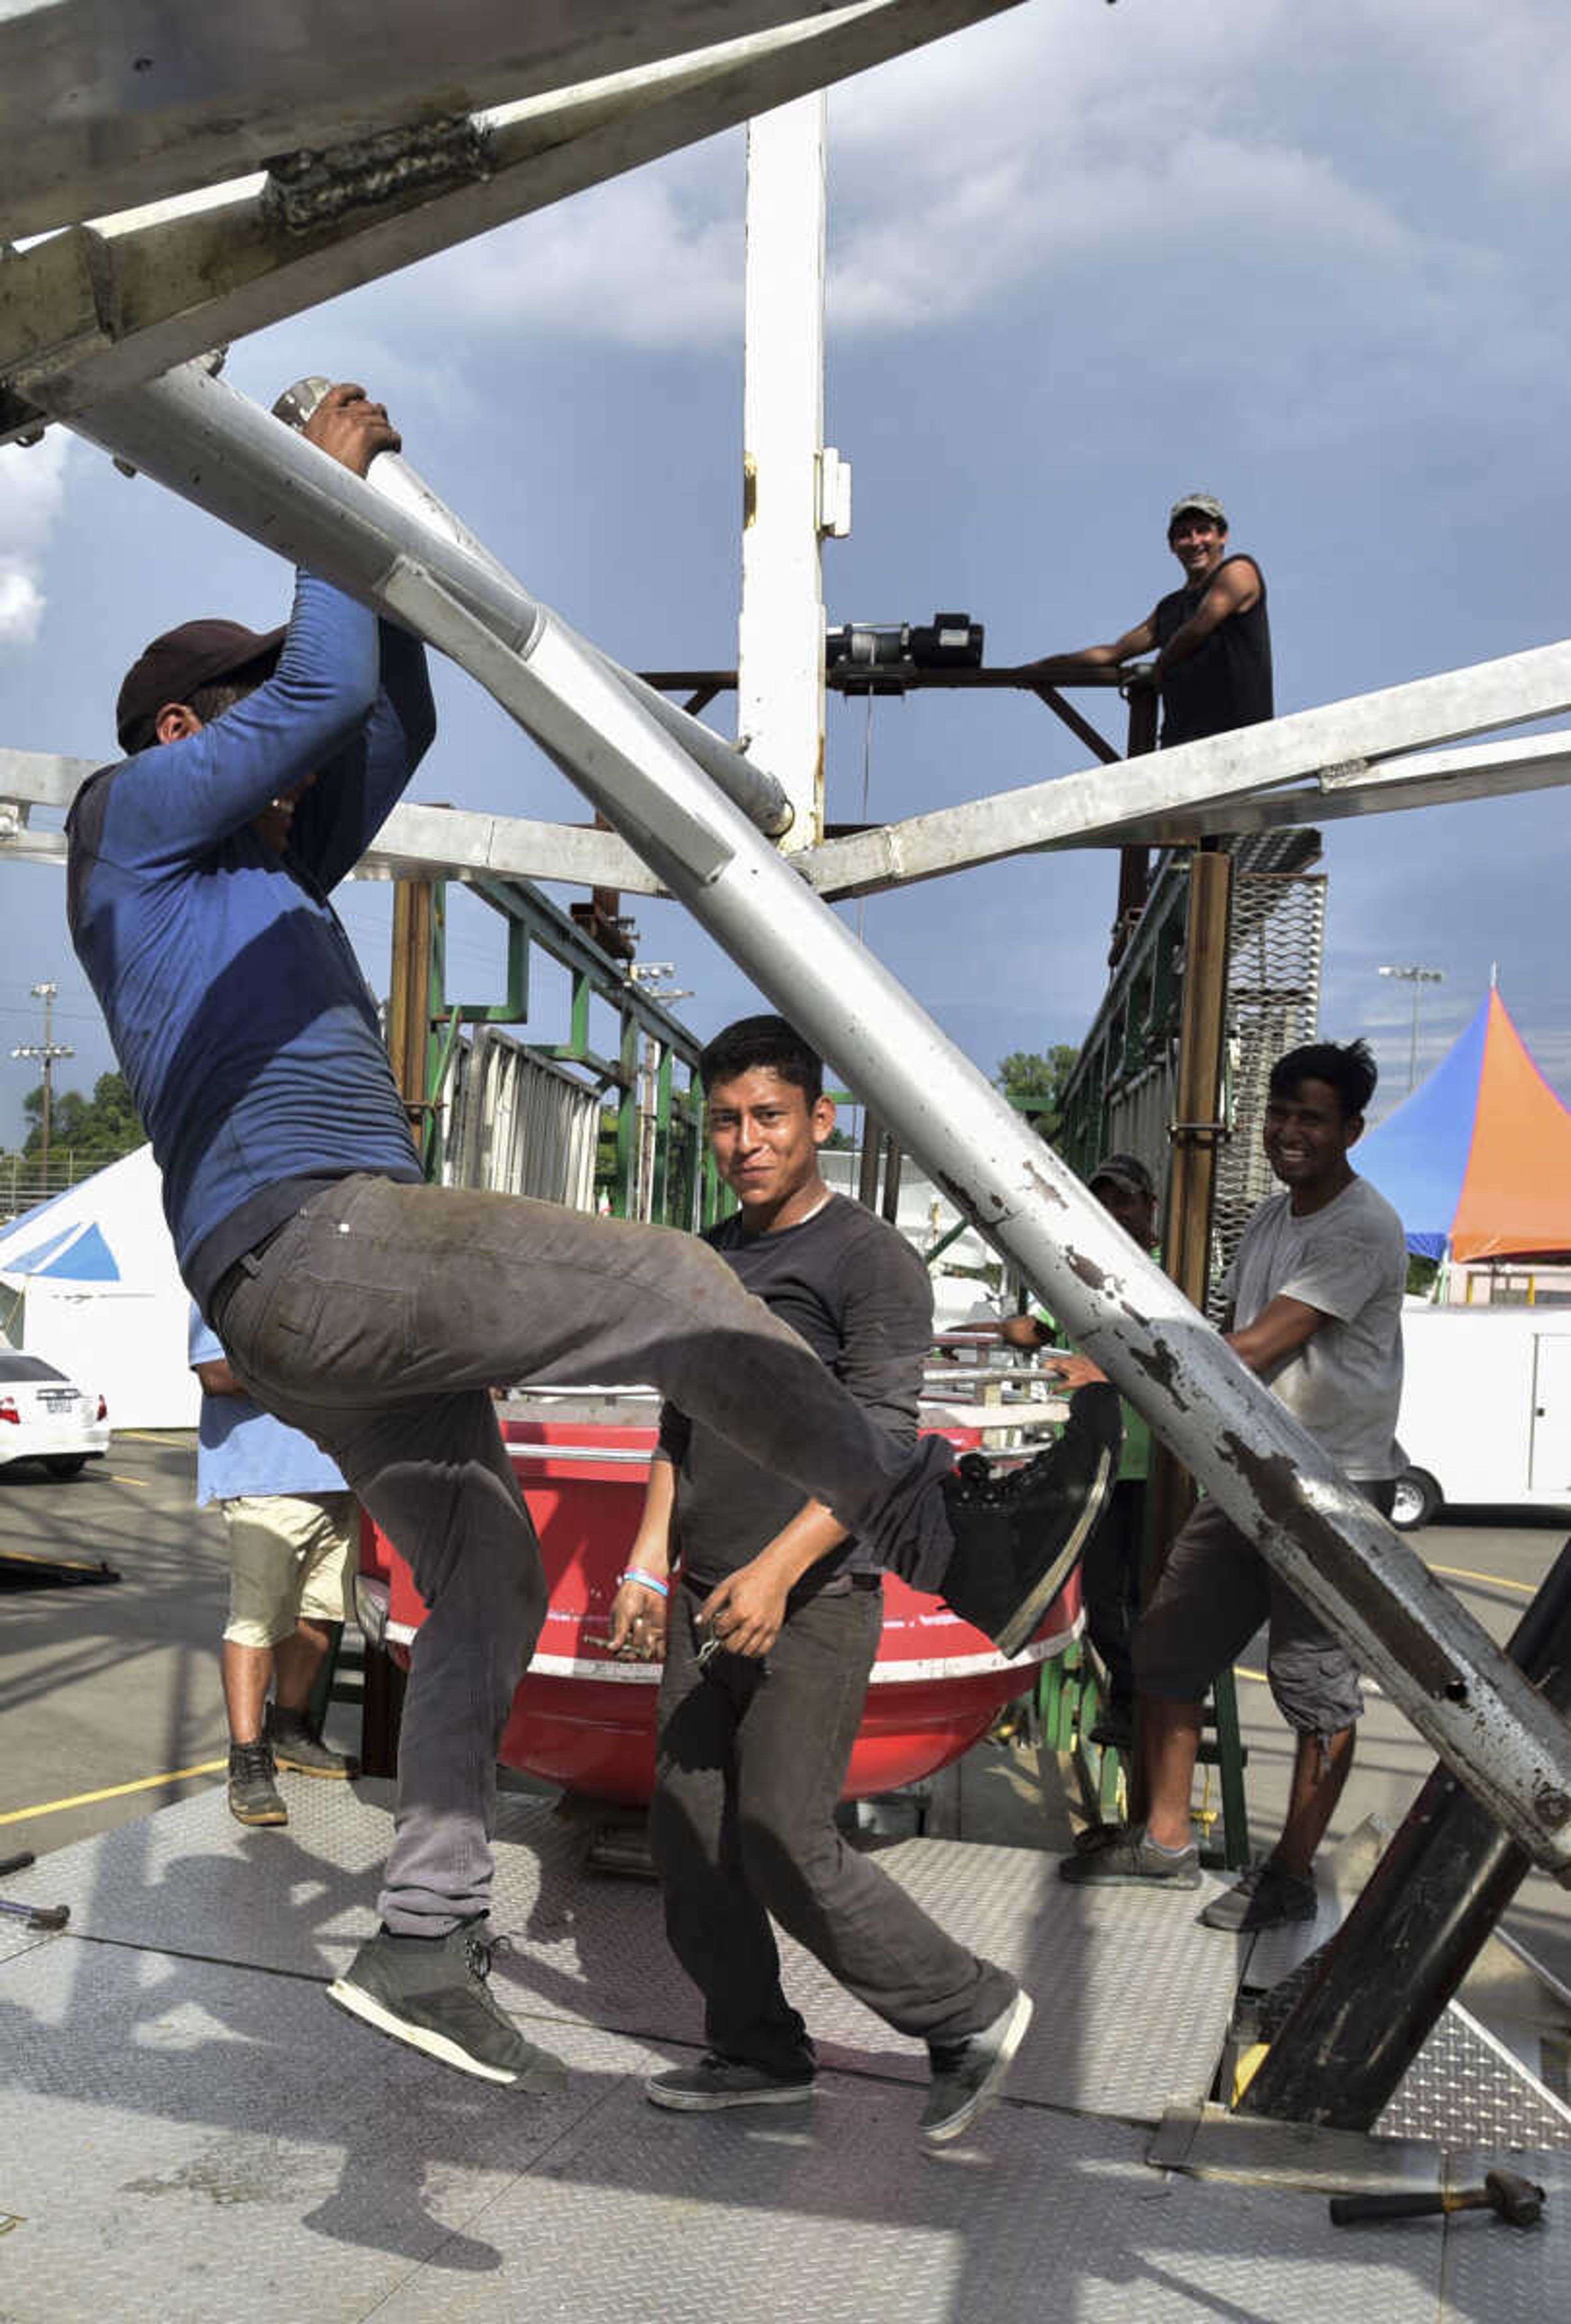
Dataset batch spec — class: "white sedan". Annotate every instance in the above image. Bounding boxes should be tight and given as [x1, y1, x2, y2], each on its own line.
[0, 1351, 110, 1478]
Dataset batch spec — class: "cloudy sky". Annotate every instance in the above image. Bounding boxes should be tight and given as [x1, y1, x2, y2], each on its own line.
[2, 0, 1569, 1150]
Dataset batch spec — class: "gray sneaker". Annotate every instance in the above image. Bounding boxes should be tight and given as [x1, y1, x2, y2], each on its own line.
[645, 2054, 817, 2112]
[327, 1924, 569, 2088]
[1058, 1826, 1201, 1890]
[1198, 1859, 1317, 1932]
[921, 1987, 1034, 2144]
[227, 1740, 287, 1827]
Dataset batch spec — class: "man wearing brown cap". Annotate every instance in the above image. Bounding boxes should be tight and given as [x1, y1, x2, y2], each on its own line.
[67, 383, 1116, 2091]
[1039, 493, 1272, 748]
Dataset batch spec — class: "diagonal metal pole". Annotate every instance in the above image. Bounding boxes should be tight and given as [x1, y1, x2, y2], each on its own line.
[59, 359, 1571, 1879]
[1240, 1537, 1571, 2127]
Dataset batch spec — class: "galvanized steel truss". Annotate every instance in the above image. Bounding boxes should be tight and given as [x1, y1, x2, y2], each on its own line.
[3, 5, 1571, 1879]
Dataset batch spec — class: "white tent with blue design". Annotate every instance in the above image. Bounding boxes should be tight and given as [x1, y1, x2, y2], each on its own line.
[0, 1144, 198, 1427]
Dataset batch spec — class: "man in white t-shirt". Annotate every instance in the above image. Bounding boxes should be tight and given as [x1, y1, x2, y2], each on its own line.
[1061, 1039, 1406, 1931]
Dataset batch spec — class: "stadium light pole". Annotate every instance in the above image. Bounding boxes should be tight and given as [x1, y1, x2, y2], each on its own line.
[1378, 962, 1445, 1092]
[11, 978, 73, 1185]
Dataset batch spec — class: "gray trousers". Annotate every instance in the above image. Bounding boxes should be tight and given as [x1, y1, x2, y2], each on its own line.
[213, 1174, 954, 1934]
[650, 1579, 1015, 2066]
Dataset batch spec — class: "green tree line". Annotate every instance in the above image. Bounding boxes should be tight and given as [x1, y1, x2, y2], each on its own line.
[15, 1070, 144, 1161]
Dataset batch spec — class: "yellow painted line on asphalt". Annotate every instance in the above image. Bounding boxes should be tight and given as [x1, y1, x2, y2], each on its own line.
[1430, 1560, 1534, 1596]
[108, 1473, 150, 1488]
[1231, 1559, 1531, 1699]
[119, 1431, 192, 1449]
[0, 1761, 225, 1825]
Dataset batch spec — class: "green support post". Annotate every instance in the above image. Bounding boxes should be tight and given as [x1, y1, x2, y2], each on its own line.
[1198, 1668, 1251, 1869]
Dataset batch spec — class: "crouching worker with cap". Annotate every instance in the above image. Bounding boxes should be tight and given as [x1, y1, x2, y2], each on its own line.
[68, 383, 1116, 2089]
[618, 1018, 1059, 2144]
[1000, 1152, 1160, 1750]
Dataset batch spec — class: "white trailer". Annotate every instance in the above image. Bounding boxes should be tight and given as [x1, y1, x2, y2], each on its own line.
[1393, 1303, 1571, 1527]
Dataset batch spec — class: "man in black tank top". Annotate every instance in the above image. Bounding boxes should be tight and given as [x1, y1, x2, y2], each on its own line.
[1041, 491, 1272, 748]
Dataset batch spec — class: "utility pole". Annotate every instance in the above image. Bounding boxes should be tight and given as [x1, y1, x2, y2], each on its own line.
[628, 964, 692, 1222]
[12, 980, 74, 1189]
[1378, 962, 1444, 1092]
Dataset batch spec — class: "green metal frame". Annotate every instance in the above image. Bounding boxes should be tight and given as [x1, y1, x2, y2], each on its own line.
[1058, 852, 1189, 1180]
[1038, 1641, 1125, 1825]
[414, 875, 722, 1227]
[1053, 852, 1254, 1858]
[1199, 1669, 1251, 1870]
[1036, 1646, 1249, 1861]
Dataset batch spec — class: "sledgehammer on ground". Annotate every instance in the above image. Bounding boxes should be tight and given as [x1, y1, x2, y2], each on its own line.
[0, 1889, 69, 1932]
[1330, 2168, 1544, 2229]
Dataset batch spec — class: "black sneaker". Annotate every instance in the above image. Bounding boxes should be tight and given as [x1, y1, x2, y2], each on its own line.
[1087, 1702, 1134, 1751]
[265, 1704, 359, 1780]
[921, 1987, 1034, 2144]
[1058, 1825, 1201, 1890]
[645, 2054, 817, 2112]
[327, 1924, 569, 2088]
[1071, 1818, 1132, 1855]
[227, 1740, 287, 1827]
[1197, 1859, 1317, 1933]
[940, 1385, 1122, 1657]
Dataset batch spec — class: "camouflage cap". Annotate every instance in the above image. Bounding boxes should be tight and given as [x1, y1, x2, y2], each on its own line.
[1168, 491, 1228, 533]
[1089, 1151, 1157, 1202]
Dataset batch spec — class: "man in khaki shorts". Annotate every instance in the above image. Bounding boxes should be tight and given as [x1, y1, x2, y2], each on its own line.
[191, 1306, 360, 1825]
[1061, 1040, 1405, 1931]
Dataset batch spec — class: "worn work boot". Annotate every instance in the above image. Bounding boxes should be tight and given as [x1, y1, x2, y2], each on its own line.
[227, 1739, 288, 1827]
[1198, 1859, 1317, 1933]
[645, 2054, 818, 2113]
[940, 1384, 1122, 1658]
[1058, 1824, 1201, 1891]
[921, 1987, 1035, 2145]
[265, 1702, 359, 1780]
[328, 1922, 569, 2089]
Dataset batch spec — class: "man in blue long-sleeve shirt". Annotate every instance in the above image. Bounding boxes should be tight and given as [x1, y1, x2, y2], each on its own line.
[68, 384, 1116, 2088]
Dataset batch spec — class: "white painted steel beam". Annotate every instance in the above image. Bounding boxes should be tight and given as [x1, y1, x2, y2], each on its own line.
[0, 2, 976, 240]
[49, 360, 1571, 1878]
[738, 95, 833, 844]
[795, 668, 1571, 897]
[0, 749, 667, 894]
[16, 723, 1571, 897]
[1, 2, 1020, 442]
[1078, 729, 1571, 850]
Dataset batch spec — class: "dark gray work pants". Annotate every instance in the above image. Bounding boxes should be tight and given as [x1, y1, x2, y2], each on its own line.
[649, 1578, 1015, 2066]
[213, 1174, 954, 1933]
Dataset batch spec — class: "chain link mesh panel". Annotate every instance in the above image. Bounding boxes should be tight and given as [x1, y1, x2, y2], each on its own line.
[1066, 855, 1325, 1319]
[1209, 870, 1326, 1315]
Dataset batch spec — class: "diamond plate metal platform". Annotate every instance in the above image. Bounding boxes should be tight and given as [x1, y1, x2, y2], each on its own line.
[1377, 2001, 1571, 2153]
[0, 1785, 1563, 2321]
[0, 1783, 1244, 2117]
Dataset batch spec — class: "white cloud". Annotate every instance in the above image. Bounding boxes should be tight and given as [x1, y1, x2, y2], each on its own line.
[307, 0, 1559, 374]
[388, 143, 743, 352]
[0, 429, 72, 646]
[1334, 0, 1571, 189]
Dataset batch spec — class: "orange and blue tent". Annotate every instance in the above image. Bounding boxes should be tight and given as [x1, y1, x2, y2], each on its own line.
[1356, 987, 1571, 1262]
